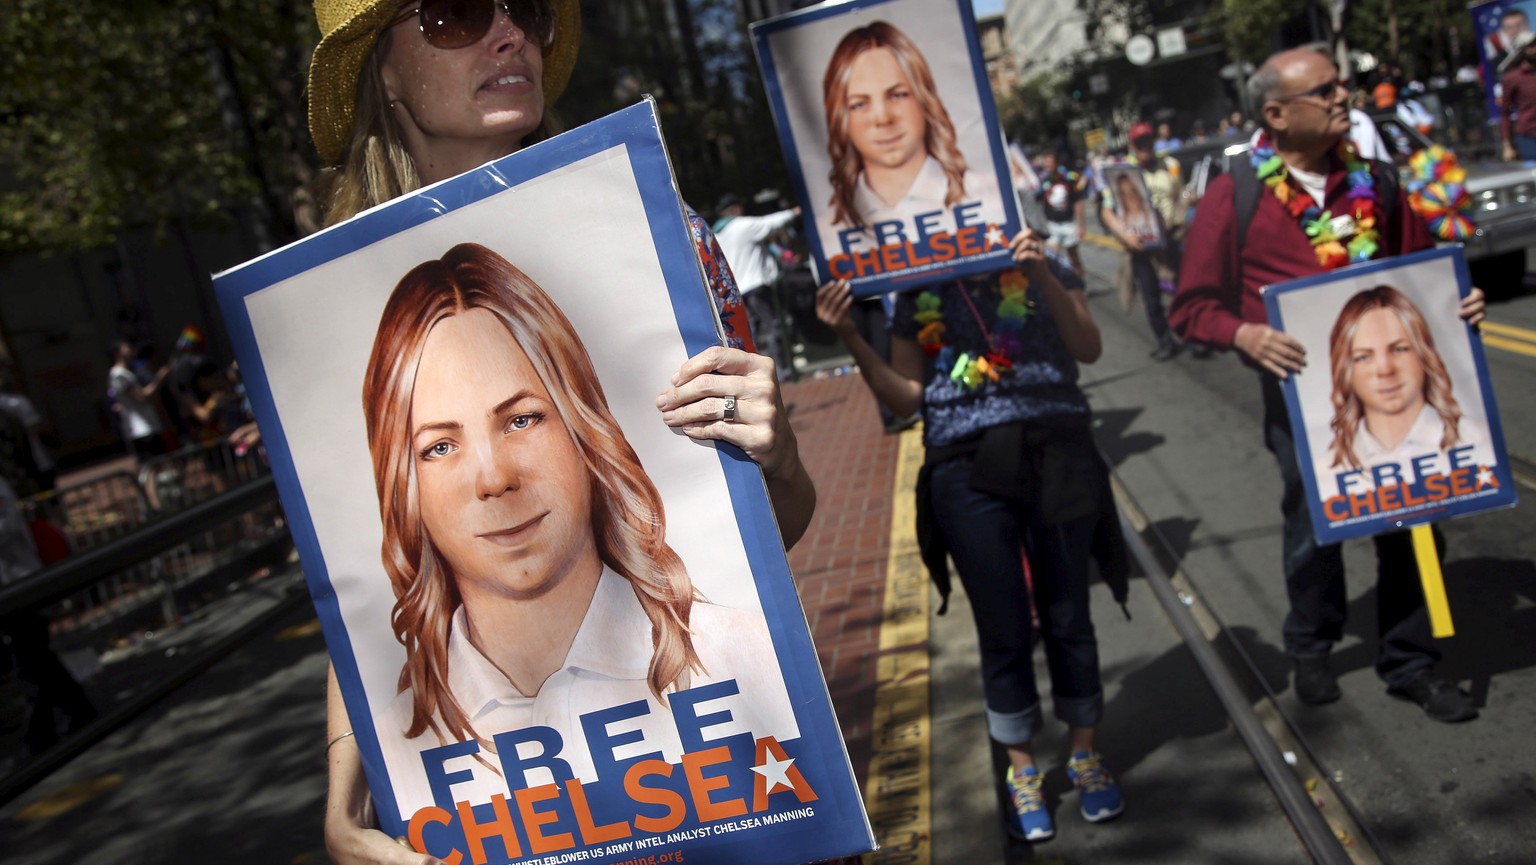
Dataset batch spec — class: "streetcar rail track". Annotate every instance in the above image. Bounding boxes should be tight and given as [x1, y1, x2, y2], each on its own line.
[1106, 460, 1390, 865]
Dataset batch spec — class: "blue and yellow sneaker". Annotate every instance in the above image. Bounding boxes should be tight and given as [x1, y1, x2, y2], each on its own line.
[1067, 751, 1124, 822]
[1004, 765, 1055, 841]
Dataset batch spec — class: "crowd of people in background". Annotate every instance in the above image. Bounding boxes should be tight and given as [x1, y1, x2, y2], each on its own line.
[103, 325, 257, 468]
[1002, 45, 1501, 371]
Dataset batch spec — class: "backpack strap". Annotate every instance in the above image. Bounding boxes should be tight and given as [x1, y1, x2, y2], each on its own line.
[1229, 155, 1261, 250]
[1370, 157, 1399, 225]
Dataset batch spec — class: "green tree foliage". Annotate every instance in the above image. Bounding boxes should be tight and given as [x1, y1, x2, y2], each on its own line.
[0, 0, 792, 260]
[1214, 0, 1304, 65]
[0, 0, 316, 255]
[562, 0, 787, 211]
[1341, 0, 1477, 79]
[998, 71, 1090, 154]
[1082, 0, 1198, 41]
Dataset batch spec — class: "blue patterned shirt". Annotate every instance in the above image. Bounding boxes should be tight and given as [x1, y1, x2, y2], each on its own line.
[892, 254, 1089, 447]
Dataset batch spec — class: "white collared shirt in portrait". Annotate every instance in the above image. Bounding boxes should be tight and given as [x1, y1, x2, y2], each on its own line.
[818, 155, 1005, 255]
[1313, 404, 1495, 498]
[376, 565, 799, 817]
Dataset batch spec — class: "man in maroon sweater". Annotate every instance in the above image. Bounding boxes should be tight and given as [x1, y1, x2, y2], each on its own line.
[1170, 47, 1486, 723]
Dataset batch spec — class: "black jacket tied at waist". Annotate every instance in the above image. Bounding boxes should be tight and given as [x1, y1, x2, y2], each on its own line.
[914, 418, 1130, 616]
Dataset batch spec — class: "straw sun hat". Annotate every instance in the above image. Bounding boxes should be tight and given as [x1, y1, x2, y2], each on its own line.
[307, 0, 581, 166]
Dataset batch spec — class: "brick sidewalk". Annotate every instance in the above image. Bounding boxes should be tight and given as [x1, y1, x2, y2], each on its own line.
[781, 371, 902, 791]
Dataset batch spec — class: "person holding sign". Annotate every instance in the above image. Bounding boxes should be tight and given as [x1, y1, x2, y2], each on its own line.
[301, 1, 819, 861]
[1108, 171, 1160, 248]
[1170, 46, 1485, 723]
[816, 235, 1128, 843]
[1315, 285, 1493, 497]
[819, 20, 1002, 249]
[1098, 125, 1184, 362]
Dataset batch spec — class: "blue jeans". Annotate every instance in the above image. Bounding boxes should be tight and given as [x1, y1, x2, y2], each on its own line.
[1516, 134, 1536, 161]
[927, 456, 1104, 745]
[1260, 375, 1439, 686]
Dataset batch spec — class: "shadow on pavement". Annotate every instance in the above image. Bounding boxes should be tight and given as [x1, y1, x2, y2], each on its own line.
[1144, 516, 1201, 567]
[4, 604, 329, 865]
[1091, 408, 1165, 468]
[1439, 557, 1536, 698]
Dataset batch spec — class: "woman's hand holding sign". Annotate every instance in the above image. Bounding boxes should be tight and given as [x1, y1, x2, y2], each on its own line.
[658, 345, 815, 547]
[1010, 226, 1050, 274]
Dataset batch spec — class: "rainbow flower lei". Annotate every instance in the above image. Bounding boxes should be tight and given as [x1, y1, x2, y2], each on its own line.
[1405, 145, 1476, 241]
[1251, 134, 1379, 269]
[913, 271, 1036, 391]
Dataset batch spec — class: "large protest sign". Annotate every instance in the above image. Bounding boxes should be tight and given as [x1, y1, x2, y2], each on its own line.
[213, 100, 872, 865]
[751, 0, 1021, 297]
[1264, 247, 1518, 545]
[1098, 166, 1164, 250]
[1470, 1, 1535, 128]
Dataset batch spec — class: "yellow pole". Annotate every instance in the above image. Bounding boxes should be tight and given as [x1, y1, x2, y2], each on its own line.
[1411, 525, 1454, 637]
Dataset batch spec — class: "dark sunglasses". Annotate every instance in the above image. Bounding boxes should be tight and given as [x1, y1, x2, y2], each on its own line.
[1275, 79, 1344, 103]
[392, 0, 554, 51]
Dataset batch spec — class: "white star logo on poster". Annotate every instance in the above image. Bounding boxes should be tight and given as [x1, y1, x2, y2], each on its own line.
[752, 751, 796, 793]
[985, 225, 1006, 248]
[1477, 466, 1496, 488]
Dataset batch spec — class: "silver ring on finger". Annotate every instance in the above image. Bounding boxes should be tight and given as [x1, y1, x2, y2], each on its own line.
[721, 396, 738, 423]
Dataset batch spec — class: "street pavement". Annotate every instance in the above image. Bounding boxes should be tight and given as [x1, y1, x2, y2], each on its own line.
[1070, 237, 1536, 865]
[2, 241, 1533, 864]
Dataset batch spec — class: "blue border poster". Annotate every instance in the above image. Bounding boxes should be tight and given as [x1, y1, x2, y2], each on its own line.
[750, 0, 1021, 297]
[1264, 246, 1518, 545]
[213, 100, 872, 865]
[1470, 0, 1535, 131]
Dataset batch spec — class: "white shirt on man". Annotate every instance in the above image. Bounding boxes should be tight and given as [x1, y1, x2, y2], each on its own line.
[714, 208, 799, 295]
[1349, 108, 1390, 161]
[108, 365, 161, 441]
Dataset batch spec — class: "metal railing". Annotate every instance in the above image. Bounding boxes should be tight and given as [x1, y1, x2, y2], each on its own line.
[0, 470, 302, 806]
[1, 435, 298, 804]
[17, 437, 288, 655]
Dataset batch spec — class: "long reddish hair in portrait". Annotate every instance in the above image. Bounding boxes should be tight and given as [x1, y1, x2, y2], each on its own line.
[361, 242, 701, 746]
[1326, 284, 1463, 470]
[1114, 172, 1149, 219]
[821, 20, 969, 228]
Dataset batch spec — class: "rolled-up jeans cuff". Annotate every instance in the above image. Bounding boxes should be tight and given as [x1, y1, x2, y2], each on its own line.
[986, 703, 1044, 746]
[1053, 691, 1104, 729]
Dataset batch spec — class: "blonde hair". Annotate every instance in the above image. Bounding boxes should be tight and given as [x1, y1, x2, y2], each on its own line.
[1326, 285, 1462, 470]
[821, 21, 968, 229]
[362, 243, 702, 745]
[318, 28, 562, 227]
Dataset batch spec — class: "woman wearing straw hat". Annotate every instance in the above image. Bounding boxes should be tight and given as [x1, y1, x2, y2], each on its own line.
[305, 2, 817, 861]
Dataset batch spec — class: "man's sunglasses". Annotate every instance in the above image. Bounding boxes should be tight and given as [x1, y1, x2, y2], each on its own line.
[391, 0, 554, 51]
[1275, 80, 1344, 103]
